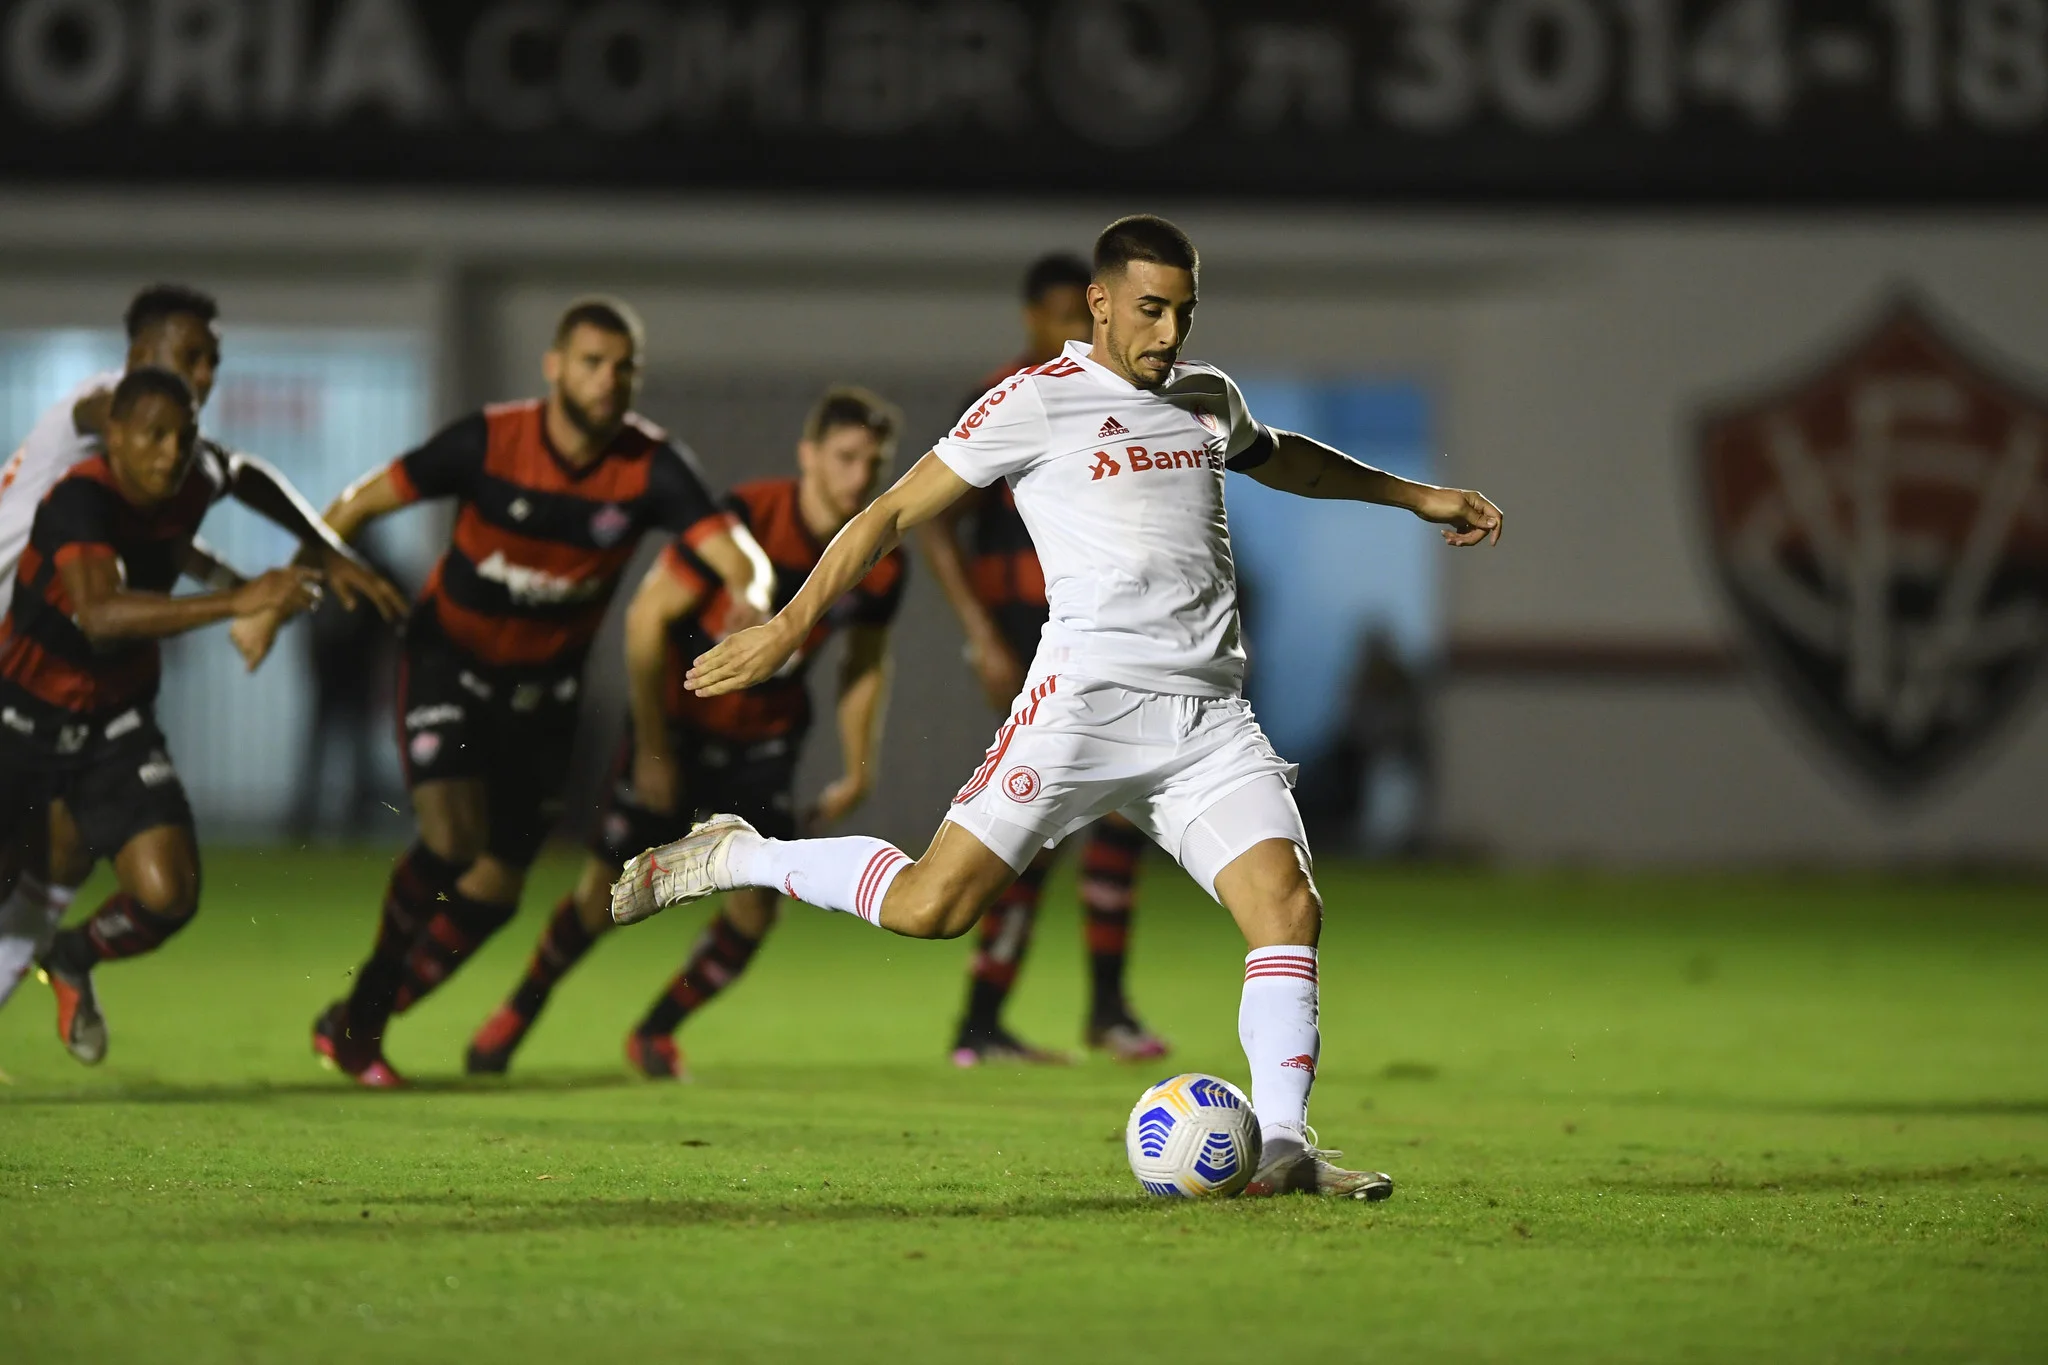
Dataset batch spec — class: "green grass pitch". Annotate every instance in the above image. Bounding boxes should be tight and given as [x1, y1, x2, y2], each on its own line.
[2, 848, 2044, 1363]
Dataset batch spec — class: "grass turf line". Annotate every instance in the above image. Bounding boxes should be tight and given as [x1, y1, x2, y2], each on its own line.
[1, 849, 2044, 1363]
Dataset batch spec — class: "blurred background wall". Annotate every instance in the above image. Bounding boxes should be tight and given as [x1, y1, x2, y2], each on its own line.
[4, 0, 2046, 869]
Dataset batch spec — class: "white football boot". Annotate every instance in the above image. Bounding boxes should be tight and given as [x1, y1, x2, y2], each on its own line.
[1243, 1126, 1395, 1201]
[611, 815, 757, 925]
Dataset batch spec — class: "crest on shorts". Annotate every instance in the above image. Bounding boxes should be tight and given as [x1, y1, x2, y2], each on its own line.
[409, 730, 442, 767]
[590, 502, 632, 547]
[1002, 766, 1041, 803]
[1698, 295, 2048, 795]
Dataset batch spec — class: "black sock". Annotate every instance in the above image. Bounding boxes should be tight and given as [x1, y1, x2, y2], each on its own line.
[509, 895, 608, 1020]
[635, 912, 766, 1037]
[959, 858, 1049, 1035]
[346, 843, 467, 1036]
[391, 888, 518, 1016]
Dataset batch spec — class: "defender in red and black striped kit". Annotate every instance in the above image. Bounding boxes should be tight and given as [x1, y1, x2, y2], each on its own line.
[466, 385, 905, 1080]
[0, 369, 350, 1066]
[917, 253, 1168, 1067]
[278, 297, 769, 1086]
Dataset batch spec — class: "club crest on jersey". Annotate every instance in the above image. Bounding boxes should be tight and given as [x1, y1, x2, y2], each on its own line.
[1002, 766, 1040, 802]
[590, 502, 632, 547]
[1196, 410, 1222, 436]
[1698, 297, 2048, 795]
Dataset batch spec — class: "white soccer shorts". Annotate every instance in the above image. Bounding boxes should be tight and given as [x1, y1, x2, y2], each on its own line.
[944, 674, 1307, 900]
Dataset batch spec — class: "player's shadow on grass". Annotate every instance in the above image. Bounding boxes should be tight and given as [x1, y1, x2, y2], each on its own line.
[1600, 1091, 2048, 1118]
[236, 1190, 1145, 1236]
[2, 1069, 640, 1106]
[1605, 1159, 2048, 1195]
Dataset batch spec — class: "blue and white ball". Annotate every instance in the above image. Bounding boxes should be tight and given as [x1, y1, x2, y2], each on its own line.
[1125, 1073, 1262, 1198]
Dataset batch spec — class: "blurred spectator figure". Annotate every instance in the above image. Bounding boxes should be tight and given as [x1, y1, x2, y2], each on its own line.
[288, 530, 403, 842]
[1297, 626, 1433, 856]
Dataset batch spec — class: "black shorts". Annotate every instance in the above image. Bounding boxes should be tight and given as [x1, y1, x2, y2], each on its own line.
[0, 696, 194, 860]
[396, 615, 582, 870]
[590, 722, 802, 867]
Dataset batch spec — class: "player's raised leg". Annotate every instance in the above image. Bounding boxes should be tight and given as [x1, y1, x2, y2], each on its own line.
[616, 815, 1016, 942]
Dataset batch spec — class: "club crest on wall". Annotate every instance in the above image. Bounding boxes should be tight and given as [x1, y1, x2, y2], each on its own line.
[1698, 296, 2048, 795]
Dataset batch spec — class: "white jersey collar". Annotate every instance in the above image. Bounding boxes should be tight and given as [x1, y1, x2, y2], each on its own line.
[1066, 339, 1147, 393]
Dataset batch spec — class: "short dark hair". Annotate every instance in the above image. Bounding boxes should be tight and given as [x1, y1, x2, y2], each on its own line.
[1022, 252, 1091, 304]
[554, 295, 645, 355]
[109, 366, 196, 421]
[804, 384, 901, 454]
[1093, 215, 1199, 281]
[125, 284, 217, 341]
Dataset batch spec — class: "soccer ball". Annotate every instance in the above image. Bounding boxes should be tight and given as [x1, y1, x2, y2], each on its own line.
[1124, 1073, 1262, 1198]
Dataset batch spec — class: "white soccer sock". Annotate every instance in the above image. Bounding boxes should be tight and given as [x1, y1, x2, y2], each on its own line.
[730, 833, 910, 927]
[0, 877, 75, 1009]
[1239, 945, 1320, 1148]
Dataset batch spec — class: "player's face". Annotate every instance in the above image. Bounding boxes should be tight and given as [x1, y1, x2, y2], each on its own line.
[798, 424, 890, 524]
[106, 393, 198, 505]
[1089, 263, 1197, 390]
[133, 314, 221, 409]
[545, 324, 639, 440]
[1023, 284, 1093, 360]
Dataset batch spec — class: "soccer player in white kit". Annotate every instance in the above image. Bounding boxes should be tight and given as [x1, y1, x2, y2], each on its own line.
[610, 216, 1504, 1199]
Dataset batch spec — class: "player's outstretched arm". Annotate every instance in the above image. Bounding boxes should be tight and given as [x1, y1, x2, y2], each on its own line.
[65, 552, 320, 643]
[221, 449, 408, 620]
[813, 624, 892, 828]
[620, 555, 705, 815]
[1248, 430, 1503, 547]
[687, 452, 971, 698]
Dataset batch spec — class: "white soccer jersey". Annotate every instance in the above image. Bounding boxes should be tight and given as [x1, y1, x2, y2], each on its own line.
[0, 370, 120, 617]
[931, 339, 1271, 698]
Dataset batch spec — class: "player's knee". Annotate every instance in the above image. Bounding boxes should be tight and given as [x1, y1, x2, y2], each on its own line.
[1272, 878, 1322, 945]
[127, 857, 199, 921]
[459, 856, 524, 908]
[887, 877, 987, 941]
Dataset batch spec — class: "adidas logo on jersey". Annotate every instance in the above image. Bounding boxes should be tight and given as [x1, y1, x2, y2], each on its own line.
[1090, 445, 1225, 480]
[1097, 416, 1129, 438]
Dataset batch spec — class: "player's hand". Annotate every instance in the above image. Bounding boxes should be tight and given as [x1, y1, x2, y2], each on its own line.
[631, 750, 678, 814]
[320, 547, 408, 621]
[1412, 486, 1504, 547]
[966, 631, 1027, 710]
[228, 609, 285, 672]
[686, 619, 798, 698]
[234, 566, 323, 620]
[720, 595, 767, 637]
[806, 775, 870, 830]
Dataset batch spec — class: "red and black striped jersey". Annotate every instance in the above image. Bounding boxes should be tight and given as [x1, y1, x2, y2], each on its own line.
[0, 447, 230, 717]
[960, 356, 1046, 610]
[390, 400, 734, 669]
[660, 478, 906, 741]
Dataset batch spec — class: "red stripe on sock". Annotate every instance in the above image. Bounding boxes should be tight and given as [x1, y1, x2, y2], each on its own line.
[853, 849, 892, 920]
[857, 851, 909, 923]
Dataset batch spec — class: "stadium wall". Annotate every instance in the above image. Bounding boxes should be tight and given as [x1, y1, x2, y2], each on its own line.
[1, 194, 2043, 867]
